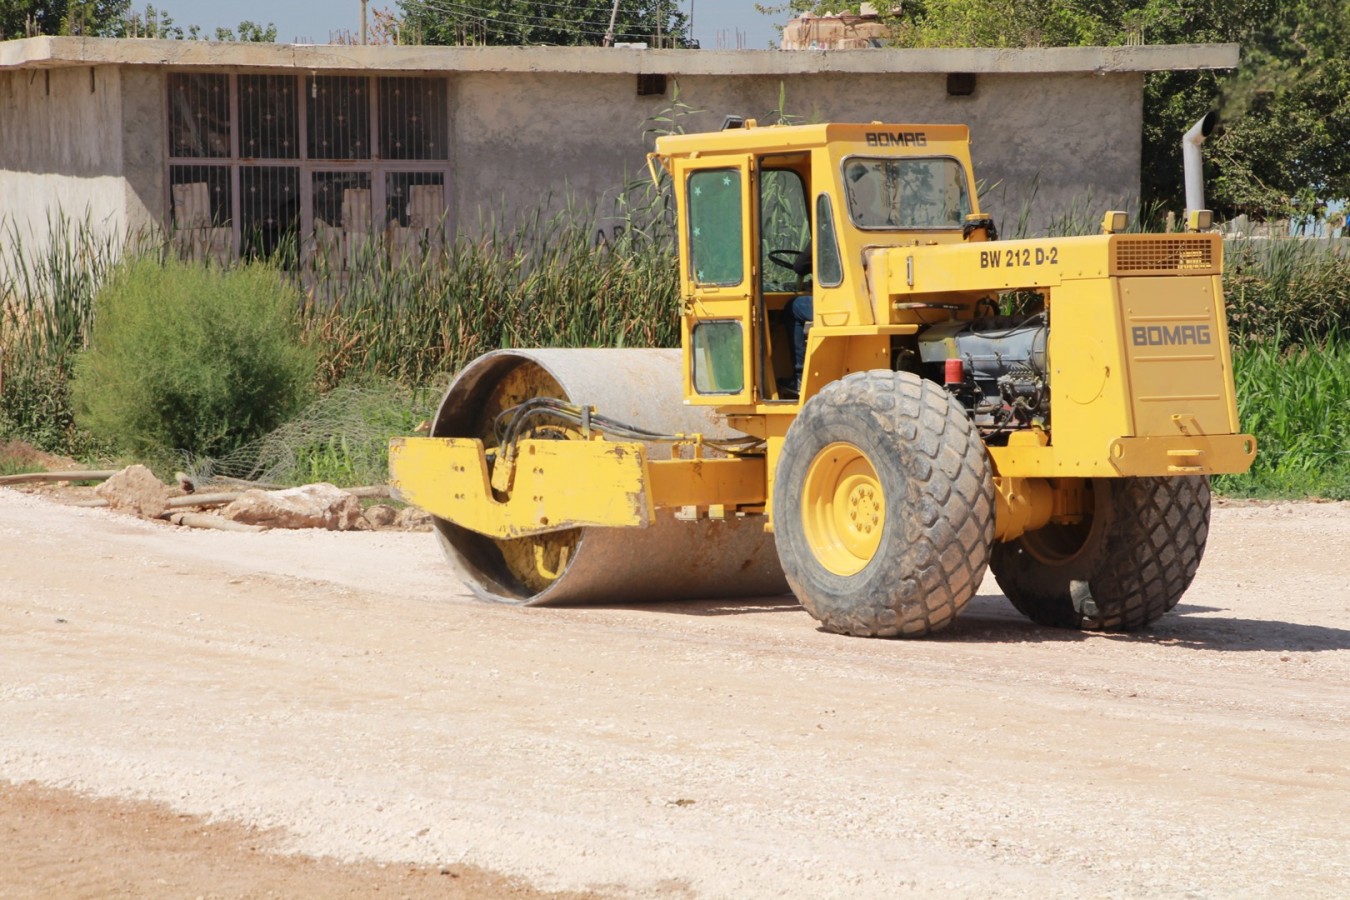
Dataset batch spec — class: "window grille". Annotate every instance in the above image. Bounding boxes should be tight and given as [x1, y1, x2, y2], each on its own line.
[240, 166, 300, 260]
[387, 172, 448, 265]
[308, 75, 371, 161]
[169, 164, 232, 264]
[239, 74, 299, 159]
[167, 72, 451, 269]
[379, 77, 448, 160]
[312, 171, 373, 270]
[168, 73, 229, 158]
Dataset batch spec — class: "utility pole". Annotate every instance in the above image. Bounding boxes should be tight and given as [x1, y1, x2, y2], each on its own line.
[603, 0, 620, 46]
[360, 0, 368, 45]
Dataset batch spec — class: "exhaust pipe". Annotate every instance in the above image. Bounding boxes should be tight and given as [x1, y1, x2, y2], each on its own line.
[1182, 111, 1219, 215]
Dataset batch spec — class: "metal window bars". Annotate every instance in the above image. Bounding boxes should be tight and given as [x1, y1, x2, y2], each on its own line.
[165, 72, 451, 270]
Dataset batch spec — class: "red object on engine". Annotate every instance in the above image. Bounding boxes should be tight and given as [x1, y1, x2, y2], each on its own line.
[943, 358, 964, 385]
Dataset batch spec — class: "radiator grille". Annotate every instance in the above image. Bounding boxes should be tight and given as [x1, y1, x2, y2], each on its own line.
[1111, 235, 1219, 275]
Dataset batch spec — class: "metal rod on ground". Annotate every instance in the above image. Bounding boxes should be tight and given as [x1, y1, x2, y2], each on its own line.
[167, 492, 244, 509]
[71, 485, 391, 510]
[167, 512, 264, 533]
[0, 470, 118, 486]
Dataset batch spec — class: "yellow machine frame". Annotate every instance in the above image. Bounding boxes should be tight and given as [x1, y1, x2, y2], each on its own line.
[391, 120, 1255, 545]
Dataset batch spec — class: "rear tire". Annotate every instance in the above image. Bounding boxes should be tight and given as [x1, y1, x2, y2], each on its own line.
[990, 476, 1210, 631]
[772, 371, 995, 637]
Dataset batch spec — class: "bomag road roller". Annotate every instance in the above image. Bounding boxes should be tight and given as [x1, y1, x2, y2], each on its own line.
[389, 119, 1257, 638]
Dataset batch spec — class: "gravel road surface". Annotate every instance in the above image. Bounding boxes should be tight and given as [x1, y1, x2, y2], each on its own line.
[2, 488, 1348, 897]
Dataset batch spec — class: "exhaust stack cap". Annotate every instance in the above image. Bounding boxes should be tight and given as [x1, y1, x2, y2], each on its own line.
[1183, 112, 1220, 216]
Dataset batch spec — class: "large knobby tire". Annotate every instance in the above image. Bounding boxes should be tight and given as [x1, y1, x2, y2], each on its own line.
[990, 476, 1210, 631]
[772, 370, 996, 637]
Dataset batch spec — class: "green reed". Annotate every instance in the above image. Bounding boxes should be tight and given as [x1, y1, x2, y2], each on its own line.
[300, 188, 680, 390]
[1216, 336, 1350, 499]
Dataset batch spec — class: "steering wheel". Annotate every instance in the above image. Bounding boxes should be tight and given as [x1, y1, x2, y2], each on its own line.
[768, 248, 812, 277]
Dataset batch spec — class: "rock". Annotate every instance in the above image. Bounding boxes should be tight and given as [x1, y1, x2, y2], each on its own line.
[95, 464, 171, 519]
[395, 506, 433, 531]
[221, 483, 364, 531]
[363, 504, 398, 528]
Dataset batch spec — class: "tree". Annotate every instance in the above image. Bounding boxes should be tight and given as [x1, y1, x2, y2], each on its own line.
[1, 2, 278, 42]
[0, 1, 131, 39]
[214, 20, 278, 42]
[760, 0, 1350, 220]
[398, 0, 692, 47]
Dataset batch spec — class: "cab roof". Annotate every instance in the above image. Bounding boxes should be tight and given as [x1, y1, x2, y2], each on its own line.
[654, 122, 971, 158]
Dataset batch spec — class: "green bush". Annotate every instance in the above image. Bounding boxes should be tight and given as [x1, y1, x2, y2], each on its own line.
[72, 257, 316, 459]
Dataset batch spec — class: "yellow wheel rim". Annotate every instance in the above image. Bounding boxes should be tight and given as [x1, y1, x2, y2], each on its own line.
[801, 442, 885, 576]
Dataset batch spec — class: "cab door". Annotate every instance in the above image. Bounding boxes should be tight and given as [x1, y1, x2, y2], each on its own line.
[674, 155, 755, 407]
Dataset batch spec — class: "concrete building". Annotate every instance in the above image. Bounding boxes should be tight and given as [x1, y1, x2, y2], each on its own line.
[0, 37, 1238, 266]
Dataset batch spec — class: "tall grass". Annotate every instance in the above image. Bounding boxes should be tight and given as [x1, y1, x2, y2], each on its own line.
[0, 214, 126, 456]
[301, 191, 680, 390]
[1224, 238, 1350, 346]
[1217, 338, 1350, 499]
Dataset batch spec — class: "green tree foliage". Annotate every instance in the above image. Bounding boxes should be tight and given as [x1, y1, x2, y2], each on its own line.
[764, 1, 1350, 221]
[398, 0, 691, 47]
[213, 20, 278, 42]
[0, 0, 130, 38]
[1, 1, 278, 42]
[1139, 0, 1350, 220]
[72, 258, 317, 459]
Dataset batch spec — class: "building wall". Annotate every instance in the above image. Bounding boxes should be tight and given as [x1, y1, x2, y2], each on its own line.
[452, 69, 1144, 238]
[1, 60, 1146, 264]
[0, 64, 161, 262]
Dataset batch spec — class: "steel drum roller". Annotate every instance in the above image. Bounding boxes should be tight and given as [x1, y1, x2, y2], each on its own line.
[429, 348, 788, 605]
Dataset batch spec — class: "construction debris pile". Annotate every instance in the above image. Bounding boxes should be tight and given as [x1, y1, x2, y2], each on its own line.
[0, 464, 429, 533]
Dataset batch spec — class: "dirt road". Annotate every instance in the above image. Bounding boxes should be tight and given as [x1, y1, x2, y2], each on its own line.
[2, 488, 1348, 898]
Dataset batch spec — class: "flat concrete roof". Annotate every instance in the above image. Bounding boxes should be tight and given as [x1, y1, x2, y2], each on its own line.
[0, 36, 1239, 76]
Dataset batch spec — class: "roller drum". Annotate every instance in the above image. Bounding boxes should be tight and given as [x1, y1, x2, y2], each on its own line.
[429, 348, 787, 605]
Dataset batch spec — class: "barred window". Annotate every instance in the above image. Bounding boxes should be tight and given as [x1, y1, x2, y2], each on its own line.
[379, 77, 448, 160]
[166, 72, 452, 267]
[308, 76, 370, 161]
[239, 74, 299, 159]
[168, 73, 229, 158]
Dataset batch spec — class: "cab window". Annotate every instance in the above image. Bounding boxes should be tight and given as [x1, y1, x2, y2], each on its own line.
[815, 194, 843, 287]
[760, 169, 809, 292]
[843, 157, 970, 230]
[691, 321, 744, 394]
[687, 169, 744, 286]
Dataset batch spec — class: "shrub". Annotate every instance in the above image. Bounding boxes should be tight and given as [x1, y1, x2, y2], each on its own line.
[72, 258, 316, 459]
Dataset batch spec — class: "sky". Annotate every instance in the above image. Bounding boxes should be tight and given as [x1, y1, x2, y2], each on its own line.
[159, 1, 785, 49]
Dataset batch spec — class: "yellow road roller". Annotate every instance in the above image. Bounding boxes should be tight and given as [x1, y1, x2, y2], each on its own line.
[390, 120, 1256, 637]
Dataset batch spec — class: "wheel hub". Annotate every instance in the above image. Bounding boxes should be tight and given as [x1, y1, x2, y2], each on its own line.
[802, 442, 886, 576]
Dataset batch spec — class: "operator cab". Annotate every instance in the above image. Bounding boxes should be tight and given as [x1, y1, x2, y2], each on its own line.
[653, 121, 981, 410]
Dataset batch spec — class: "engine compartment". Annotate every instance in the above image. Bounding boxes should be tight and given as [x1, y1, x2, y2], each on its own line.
[915, 313, 1050, 440]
